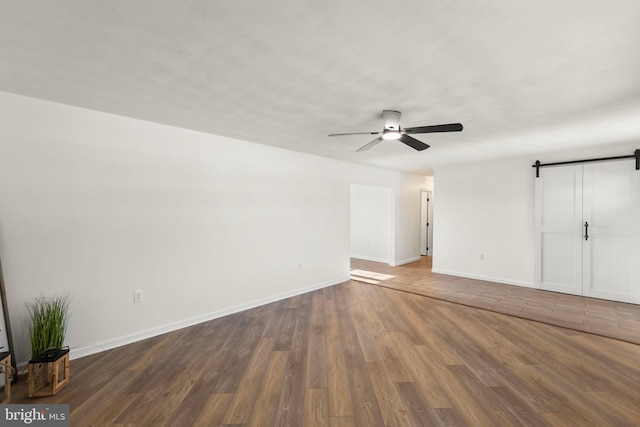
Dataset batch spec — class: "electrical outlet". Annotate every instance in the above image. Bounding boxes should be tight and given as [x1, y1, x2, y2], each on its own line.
[478, 253, 484, 261]
[133, 290, 143, 303]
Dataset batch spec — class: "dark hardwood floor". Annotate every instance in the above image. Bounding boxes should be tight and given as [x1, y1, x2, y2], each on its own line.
[9, 259, 640, 426]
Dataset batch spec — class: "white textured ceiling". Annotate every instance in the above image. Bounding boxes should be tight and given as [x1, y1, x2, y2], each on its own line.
[1, 0, 639, 175]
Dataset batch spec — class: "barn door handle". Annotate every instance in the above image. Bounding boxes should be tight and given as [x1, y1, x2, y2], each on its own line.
[584, 221, 589, 241]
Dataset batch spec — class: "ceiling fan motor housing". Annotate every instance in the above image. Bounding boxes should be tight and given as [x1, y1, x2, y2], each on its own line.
[383, 110, 402, 130]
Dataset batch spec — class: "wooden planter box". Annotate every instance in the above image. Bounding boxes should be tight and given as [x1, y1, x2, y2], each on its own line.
[0, 351, 12, 403]
[28, 348, 70, 398]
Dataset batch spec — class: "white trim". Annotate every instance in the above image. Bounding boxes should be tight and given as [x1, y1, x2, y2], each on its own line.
[431, 268, 535, 288]
[66, 275, 349, 361]
[390, 256, 421, 267]
[350, 255, 391, 264]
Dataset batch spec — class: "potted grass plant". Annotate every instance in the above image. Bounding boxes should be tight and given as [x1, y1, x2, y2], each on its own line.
[26, 294, 71, 397]
[26, 294, 70, 360]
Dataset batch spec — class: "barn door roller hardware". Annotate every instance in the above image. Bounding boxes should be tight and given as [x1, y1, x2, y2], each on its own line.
[533, 149, 640, 178]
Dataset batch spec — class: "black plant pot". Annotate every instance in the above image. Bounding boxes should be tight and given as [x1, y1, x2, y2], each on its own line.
[30, 348, 69, 364]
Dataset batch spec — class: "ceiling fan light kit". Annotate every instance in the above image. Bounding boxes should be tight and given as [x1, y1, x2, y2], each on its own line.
[382, 129, 401, 140]
[329, 110, 463, 152]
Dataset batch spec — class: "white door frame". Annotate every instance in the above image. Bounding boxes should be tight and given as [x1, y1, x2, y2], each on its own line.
[420, 189, 433, 256]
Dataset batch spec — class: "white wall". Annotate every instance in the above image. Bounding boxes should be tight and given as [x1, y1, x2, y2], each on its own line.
[392, 173, 426, 265]
[0, 91, 426, 365]
[432, 157, 536, 286]
[423, 176, 434, 191]
[350, 184, 392, 263]
[432, 141, 640, 287]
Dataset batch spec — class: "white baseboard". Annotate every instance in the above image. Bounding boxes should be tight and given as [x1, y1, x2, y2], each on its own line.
[390, 256, 421, 267]
[67, 275, 349, 362]
[350, 255, 391, 264]
[431, 268, 535, 288]
[351, 255, 422, 267]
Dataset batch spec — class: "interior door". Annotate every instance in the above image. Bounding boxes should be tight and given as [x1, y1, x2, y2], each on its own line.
[583, 160, 638, 303]
[420, 191, 433, 256]
[535, 165, 584, 295]
[536, 160, 640, 304]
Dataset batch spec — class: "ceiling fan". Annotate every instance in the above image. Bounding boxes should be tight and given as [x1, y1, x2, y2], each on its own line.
[329, 110, 463, 152]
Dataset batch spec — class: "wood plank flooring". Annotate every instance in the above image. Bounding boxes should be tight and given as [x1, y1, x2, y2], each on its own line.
[8, 260, 640, 426]
[352, 257, 640, 345]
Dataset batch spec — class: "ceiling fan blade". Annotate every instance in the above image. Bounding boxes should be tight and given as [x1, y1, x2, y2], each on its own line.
[329, 131, 381, 137]
[404, 123, 463, 134]
[356, 137, 383, 152]
[399, 134, 430, 151]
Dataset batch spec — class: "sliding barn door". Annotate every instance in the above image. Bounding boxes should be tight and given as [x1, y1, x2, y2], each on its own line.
[535, 165, 584, 296]
[535, 160, 640, 304]
[583, 160, 639, 303]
